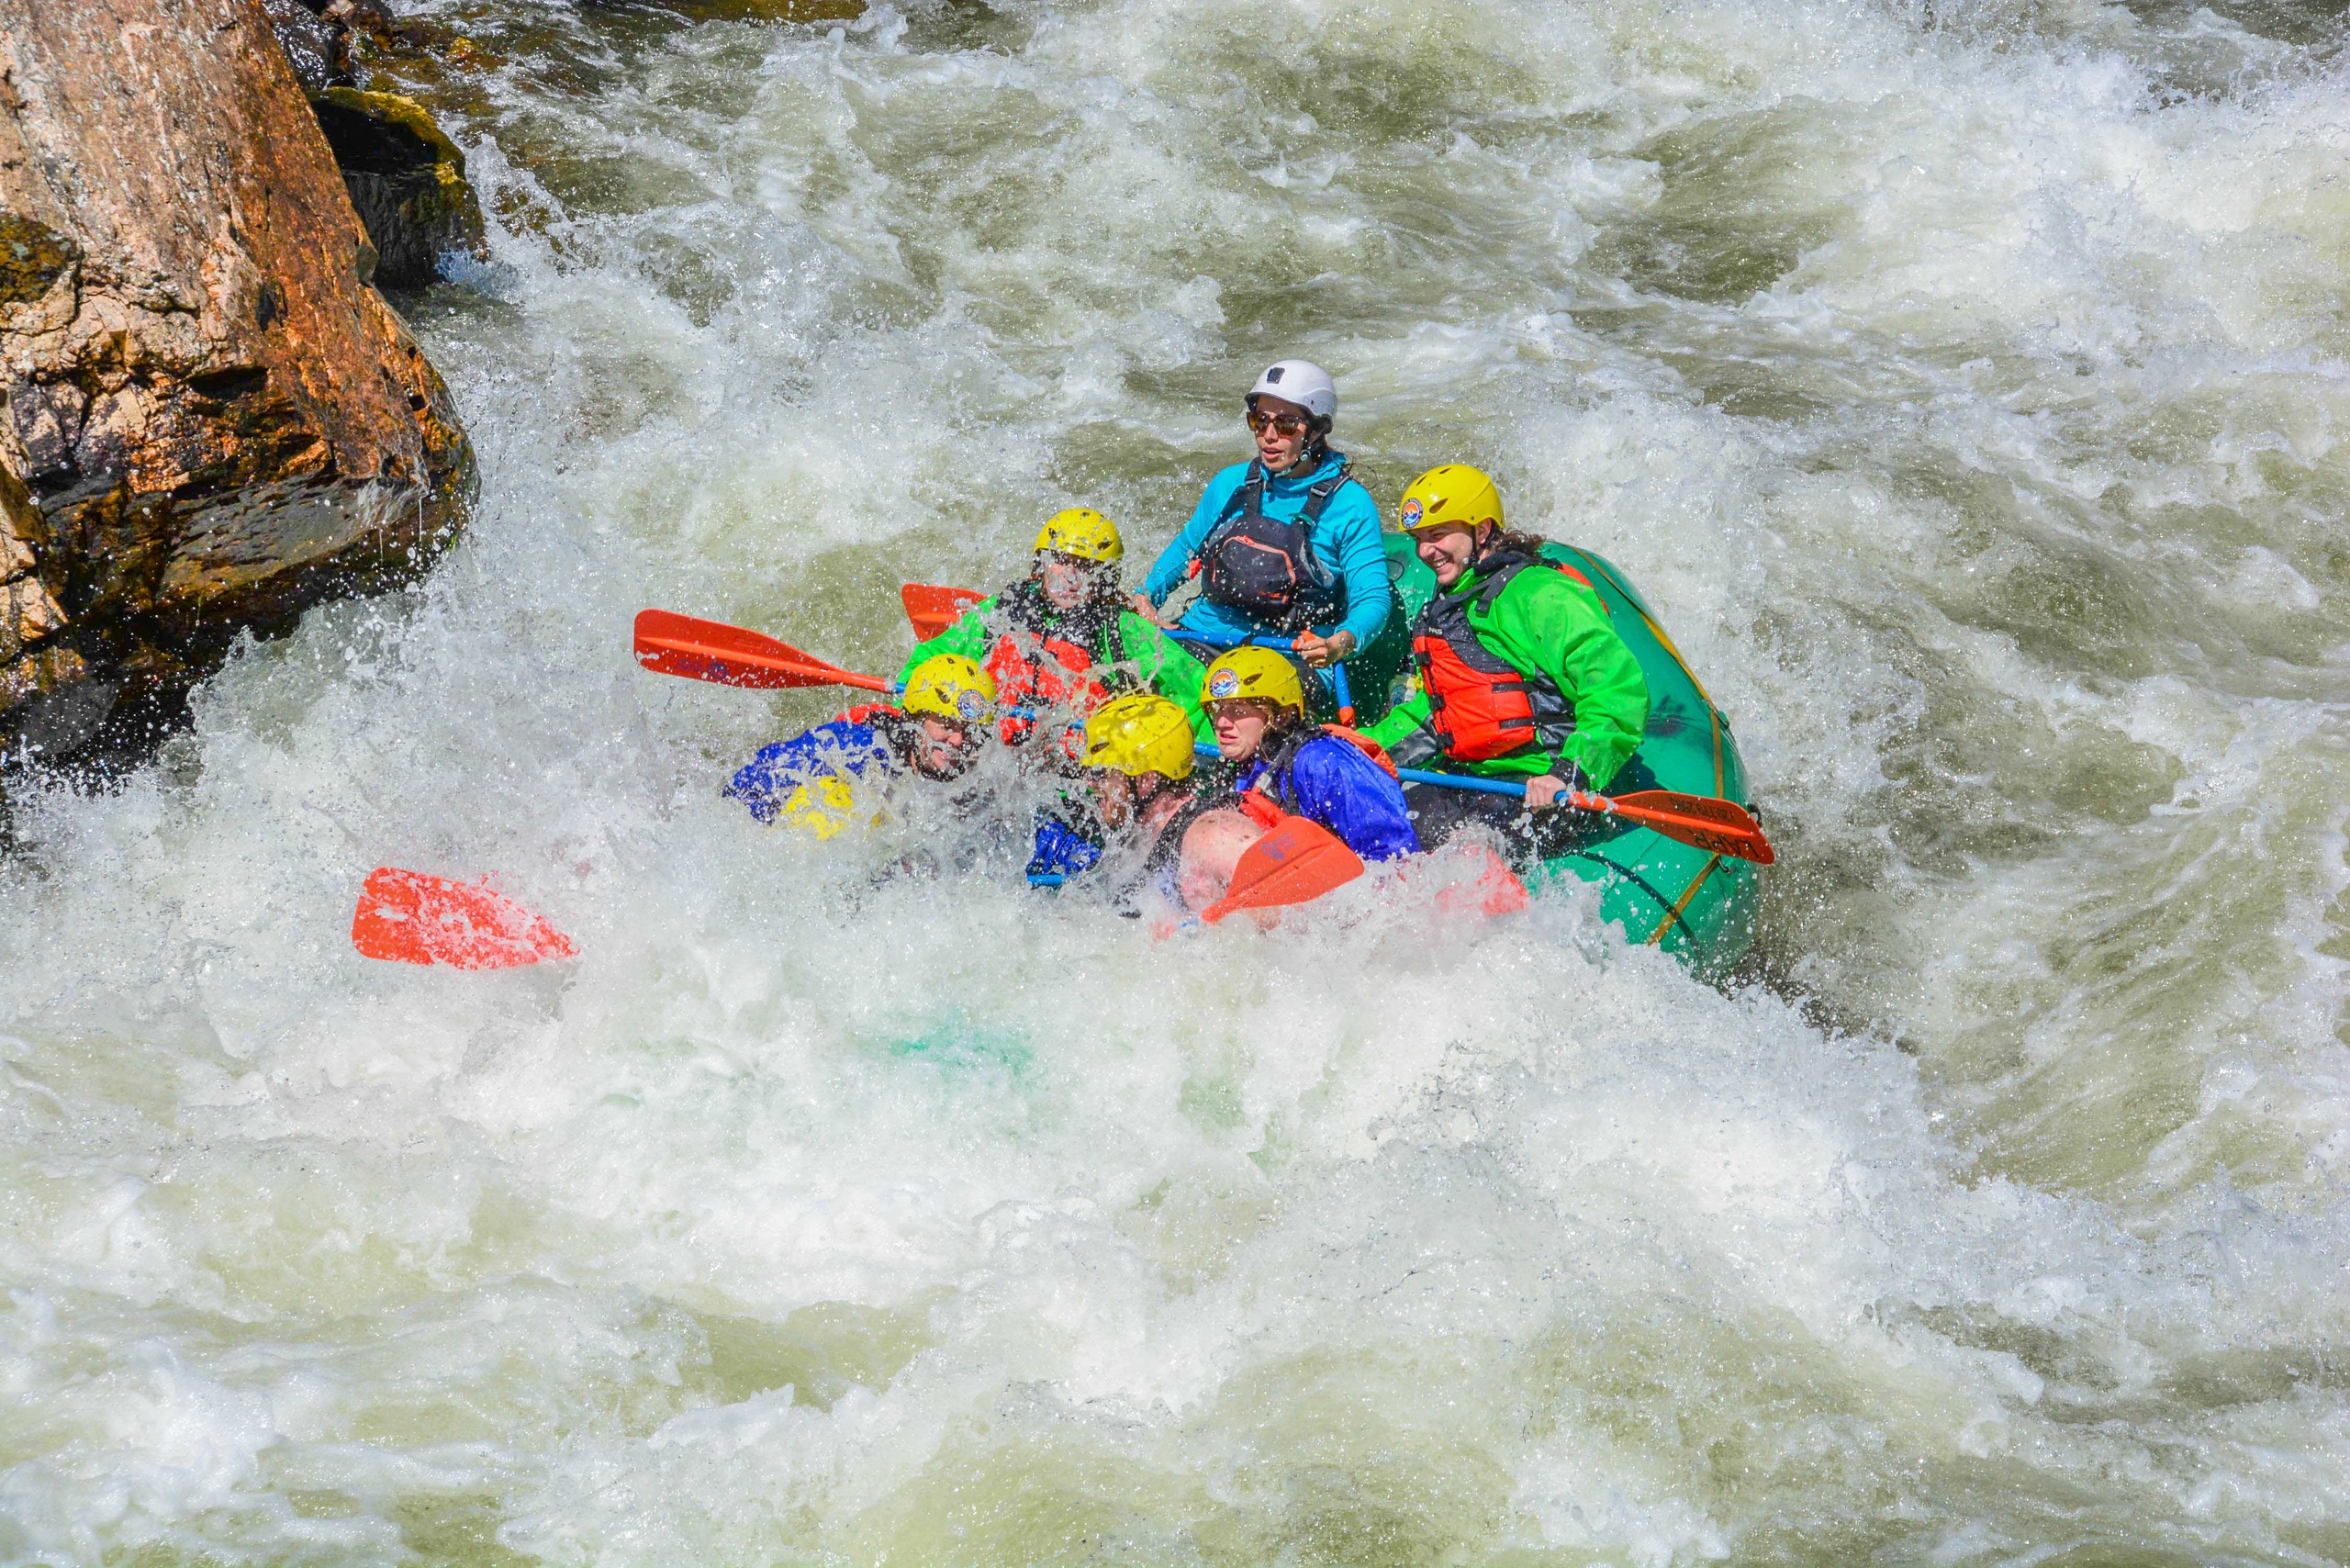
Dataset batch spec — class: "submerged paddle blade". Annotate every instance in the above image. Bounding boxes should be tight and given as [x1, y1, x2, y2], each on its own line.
[902, 584, 985, 641]
[1433, 842, 1530, 917]
[1602, 790, 1775, 865]
[1203, 817, 1366, 924]
[634, 609, 890, 693]
[352, 868, 576, 969]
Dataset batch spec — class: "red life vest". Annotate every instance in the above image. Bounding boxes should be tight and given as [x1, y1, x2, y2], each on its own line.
[983, 629, 1105, 711]
[1410, 554, 1582, 764]
[977, 580, 1123, 742]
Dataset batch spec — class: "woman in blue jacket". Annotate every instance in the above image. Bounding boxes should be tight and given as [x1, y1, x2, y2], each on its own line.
[1133, 359, 1390, 678]
[1198, 647, 1417, 862]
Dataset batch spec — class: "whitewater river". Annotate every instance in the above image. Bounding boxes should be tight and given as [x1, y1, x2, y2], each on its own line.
[6, 0, 2350, 1560]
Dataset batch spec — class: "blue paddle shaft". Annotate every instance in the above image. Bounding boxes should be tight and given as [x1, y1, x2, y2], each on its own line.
[1397, 767, 1528, 800]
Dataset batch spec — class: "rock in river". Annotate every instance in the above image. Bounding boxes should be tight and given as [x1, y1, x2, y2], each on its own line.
[0, 0, 475, 769]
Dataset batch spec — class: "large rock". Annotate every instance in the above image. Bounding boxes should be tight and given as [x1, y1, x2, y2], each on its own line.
[0, 0, 473, 765]
[255, 0, 490, 288]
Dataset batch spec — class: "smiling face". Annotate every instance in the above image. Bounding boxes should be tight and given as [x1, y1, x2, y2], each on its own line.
[1413, 521, 1488, 588]
[1248, 394, 1312, 473]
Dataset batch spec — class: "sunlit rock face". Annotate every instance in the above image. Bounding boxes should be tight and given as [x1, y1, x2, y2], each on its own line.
[0, 0, 473, 764]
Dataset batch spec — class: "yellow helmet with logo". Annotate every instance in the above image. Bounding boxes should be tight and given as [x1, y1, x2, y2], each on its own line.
[1034, 507, 1124, 564]
[1080, 693, 1196, 779]
[1396, 465, 1504, 534]
[1200, 645, 1304, 716]
[901, 654, 997, 724]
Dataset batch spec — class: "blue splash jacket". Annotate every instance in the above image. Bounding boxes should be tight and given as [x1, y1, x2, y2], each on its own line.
[726, 718, 896, 823]
[1232, 734, 1419, 862]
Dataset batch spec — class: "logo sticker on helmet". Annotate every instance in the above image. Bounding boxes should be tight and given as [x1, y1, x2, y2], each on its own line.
[957, 690, 988, 721]
[1400, 498, 1423, 528]
[1208, 668, 1241, 699]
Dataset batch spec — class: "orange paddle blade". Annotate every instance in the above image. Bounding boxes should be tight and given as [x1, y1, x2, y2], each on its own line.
[1203, 817, 1366, 924]
[1587, 790, 1774, 865]
[352, 868, 576, 969]
[633, 609, 891, 694]
[902, 584, 985, 641]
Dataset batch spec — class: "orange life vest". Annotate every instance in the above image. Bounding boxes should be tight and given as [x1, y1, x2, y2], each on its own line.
[1410, 554, 1582, 764]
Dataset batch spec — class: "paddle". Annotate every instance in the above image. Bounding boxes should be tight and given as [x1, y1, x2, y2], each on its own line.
[1202, 816, 1366, 924]
[902, 583, 985, 641]
[1394, 767, 1775, 865]
[634, 609, 891, 694]
[352, 868, 576, 969]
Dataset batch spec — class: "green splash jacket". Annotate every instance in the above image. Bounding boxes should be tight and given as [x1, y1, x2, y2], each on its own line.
[897, 597, 1214, 745]
[1364, 558, 1650, 790]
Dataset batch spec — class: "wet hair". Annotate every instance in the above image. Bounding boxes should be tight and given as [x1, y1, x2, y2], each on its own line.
[1479, 528, 1551, 562]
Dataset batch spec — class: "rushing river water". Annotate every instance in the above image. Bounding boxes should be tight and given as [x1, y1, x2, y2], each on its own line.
[7, 0, 2350, 1560]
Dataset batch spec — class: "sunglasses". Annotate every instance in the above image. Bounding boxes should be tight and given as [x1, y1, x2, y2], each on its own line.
[1246, 408, 1311, 437]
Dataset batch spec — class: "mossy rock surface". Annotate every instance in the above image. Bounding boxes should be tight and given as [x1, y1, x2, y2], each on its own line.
[0, 213, 78, 308]
[313, 87, 487, 286]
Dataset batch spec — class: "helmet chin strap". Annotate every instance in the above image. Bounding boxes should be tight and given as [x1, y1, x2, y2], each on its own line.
[1465, 522, 1505, 573]
[1298, 421, 1331, 470]
[1266, 444, 1315, 478]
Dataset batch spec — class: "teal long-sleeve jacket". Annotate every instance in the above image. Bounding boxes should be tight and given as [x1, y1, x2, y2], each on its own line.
[1137, 453, 1391, 653]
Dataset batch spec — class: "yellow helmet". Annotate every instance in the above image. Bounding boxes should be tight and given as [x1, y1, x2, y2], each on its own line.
[1397, 465, 1503, 534]
[901, 654, 997, 724]
[1080, 693, 1196, 779]
[1200, 645, 1304, 716]
[1033, 507, 1123, 564]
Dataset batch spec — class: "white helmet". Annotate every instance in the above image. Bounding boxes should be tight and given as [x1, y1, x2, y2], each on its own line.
[1247, 359, 1336, 422]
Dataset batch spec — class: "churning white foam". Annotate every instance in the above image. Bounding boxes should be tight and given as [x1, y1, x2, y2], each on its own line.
[6, 0, 2350, 1558]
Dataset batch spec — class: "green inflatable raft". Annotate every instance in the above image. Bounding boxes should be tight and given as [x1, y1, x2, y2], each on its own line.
[1347, 535, 1762, 978]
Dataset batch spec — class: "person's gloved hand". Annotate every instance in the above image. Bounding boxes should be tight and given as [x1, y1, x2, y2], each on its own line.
[1027, 817, 1104, 888]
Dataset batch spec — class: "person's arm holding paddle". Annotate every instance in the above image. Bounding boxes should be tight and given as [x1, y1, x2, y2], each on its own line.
[1131, 475, 1236, 630]
[1288, 479, 1389, 669]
